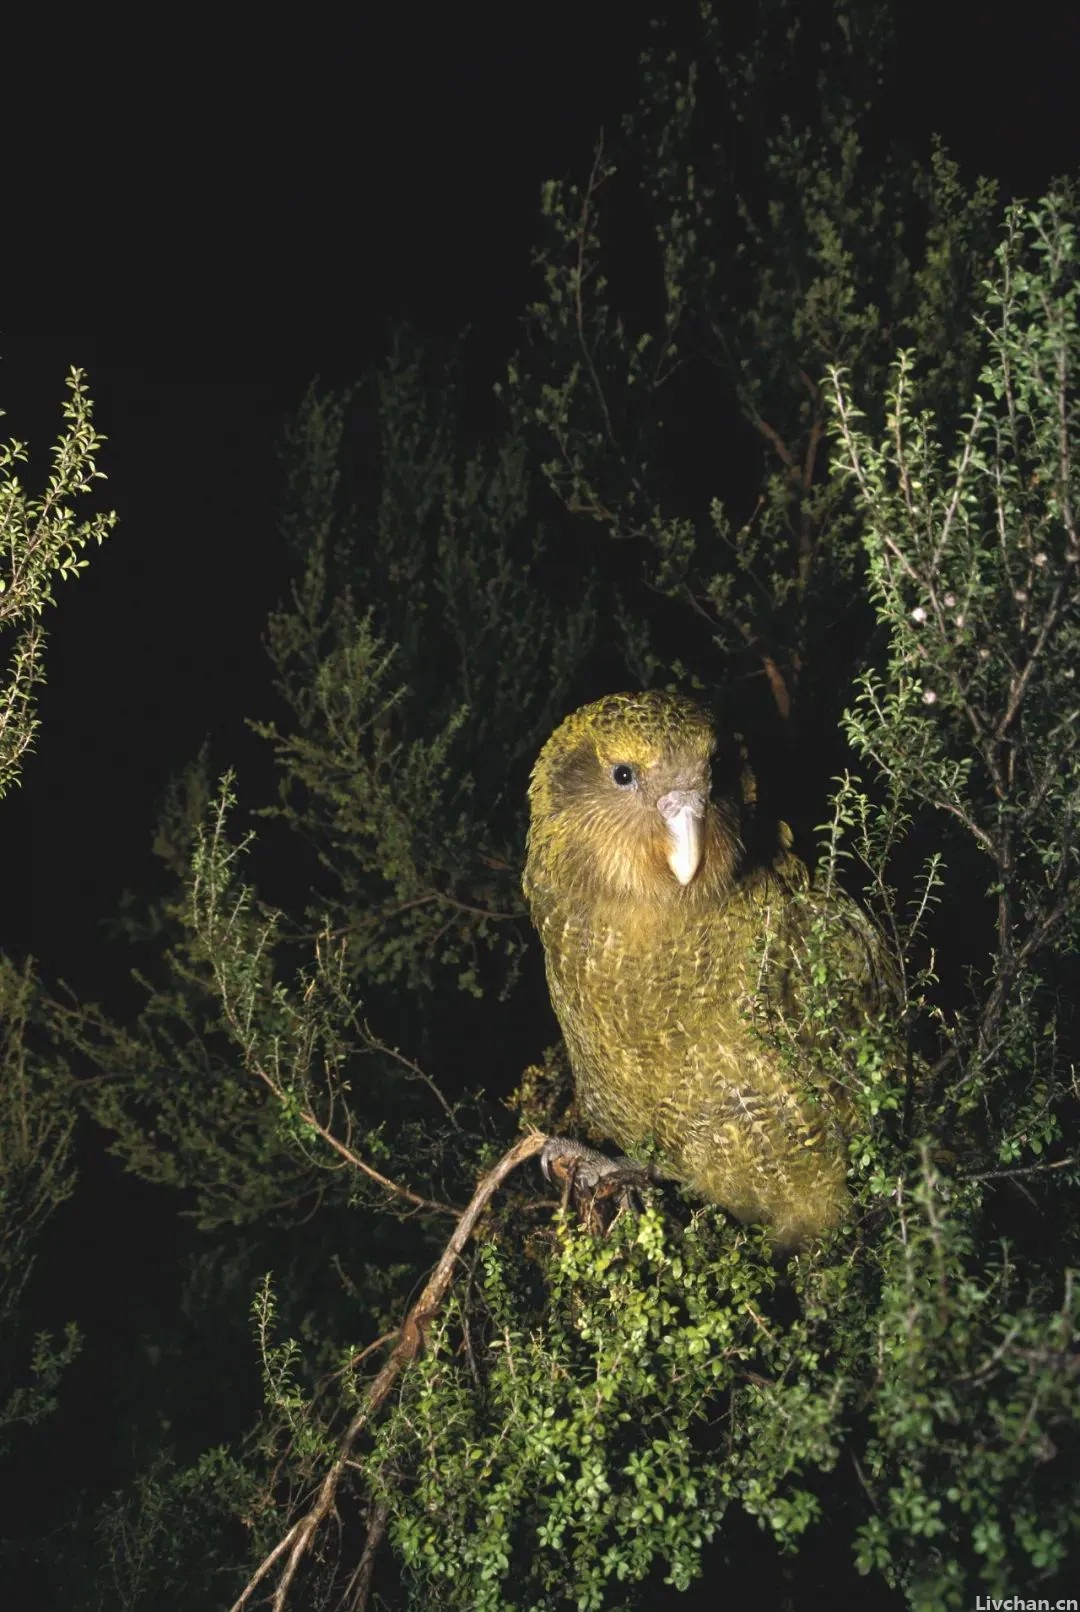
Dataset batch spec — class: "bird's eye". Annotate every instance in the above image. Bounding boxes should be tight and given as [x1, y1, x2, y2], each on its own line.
[611, 763, 635, 788]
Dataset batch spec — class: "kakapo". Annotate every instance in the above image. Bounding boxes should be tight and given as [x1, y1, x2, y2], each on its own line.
[524, 691, 889, 1249]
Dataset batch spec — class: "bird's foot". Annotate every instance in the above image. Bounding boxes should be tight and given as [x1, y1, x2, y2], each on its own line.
[540, 1137, 657, 1233]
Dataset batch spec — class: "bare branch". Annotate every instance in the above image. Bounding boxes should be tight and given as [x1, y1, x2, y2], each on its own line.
[228, 1131, 548, 1612]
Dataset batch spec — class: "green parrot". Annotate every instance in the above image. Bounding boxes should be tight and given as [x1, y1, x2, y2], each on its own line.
[524, 691, 889, 1249]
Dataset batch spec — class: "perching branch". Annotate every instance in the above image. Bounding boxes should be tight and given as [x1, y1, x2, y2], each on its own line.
[228, 1131, 548, 1612]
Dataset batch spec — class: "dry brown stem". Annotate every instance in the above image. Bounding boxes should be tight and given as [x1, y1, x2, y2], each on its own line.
[228, 1130, 548, 1612]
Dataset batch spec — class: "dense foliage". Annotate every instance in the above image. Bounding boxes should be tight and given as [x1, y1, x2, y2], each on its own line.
[3, 6, 1078, 1609]
[0, 372, 113, 1451]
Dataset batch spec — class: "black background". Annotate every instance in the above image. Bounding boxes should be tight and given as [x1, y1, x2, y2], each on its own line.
[6, 3, 1079, 992]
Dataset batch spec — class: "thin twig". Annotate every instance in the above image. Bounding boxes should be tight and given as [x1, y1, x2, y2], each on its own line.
[959, 1155, 1077, 1185]
[342, 1499, 390, 1612]
[267, 1077, 458, 1217]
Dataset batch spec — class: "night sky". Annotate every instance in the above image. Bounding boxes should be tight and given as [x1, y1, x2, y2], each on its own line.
[6, 3, 1079, 997]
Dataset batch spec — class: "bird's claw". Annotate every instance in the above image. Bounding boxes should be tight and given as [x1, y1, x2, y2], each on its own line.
[540, 1137, 656, 1232]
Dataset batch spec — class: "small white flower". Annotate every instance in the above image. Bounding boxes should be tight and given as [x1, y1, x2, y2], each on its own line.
[954, 613, 965, 628]
[943, 592, 956, 608]
[1014, 588, 1028, 603]
[911, 605, 928, 623]
[922, 688, 938, 705]
[1033, 552, 1048, 567]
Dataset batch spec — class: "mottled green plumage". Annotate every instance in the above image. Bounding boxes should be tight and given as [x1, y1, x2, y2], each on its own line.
[525, 691, 887, 1248]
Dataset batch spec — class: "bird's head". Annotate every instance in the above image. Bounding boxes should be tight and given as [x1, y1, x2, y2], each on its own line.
[525, 691, 741, 908]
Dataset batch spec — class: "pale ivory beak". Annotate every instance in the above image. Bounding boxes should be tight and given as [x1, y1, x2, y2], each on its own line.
[657, 789, 706, 885]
